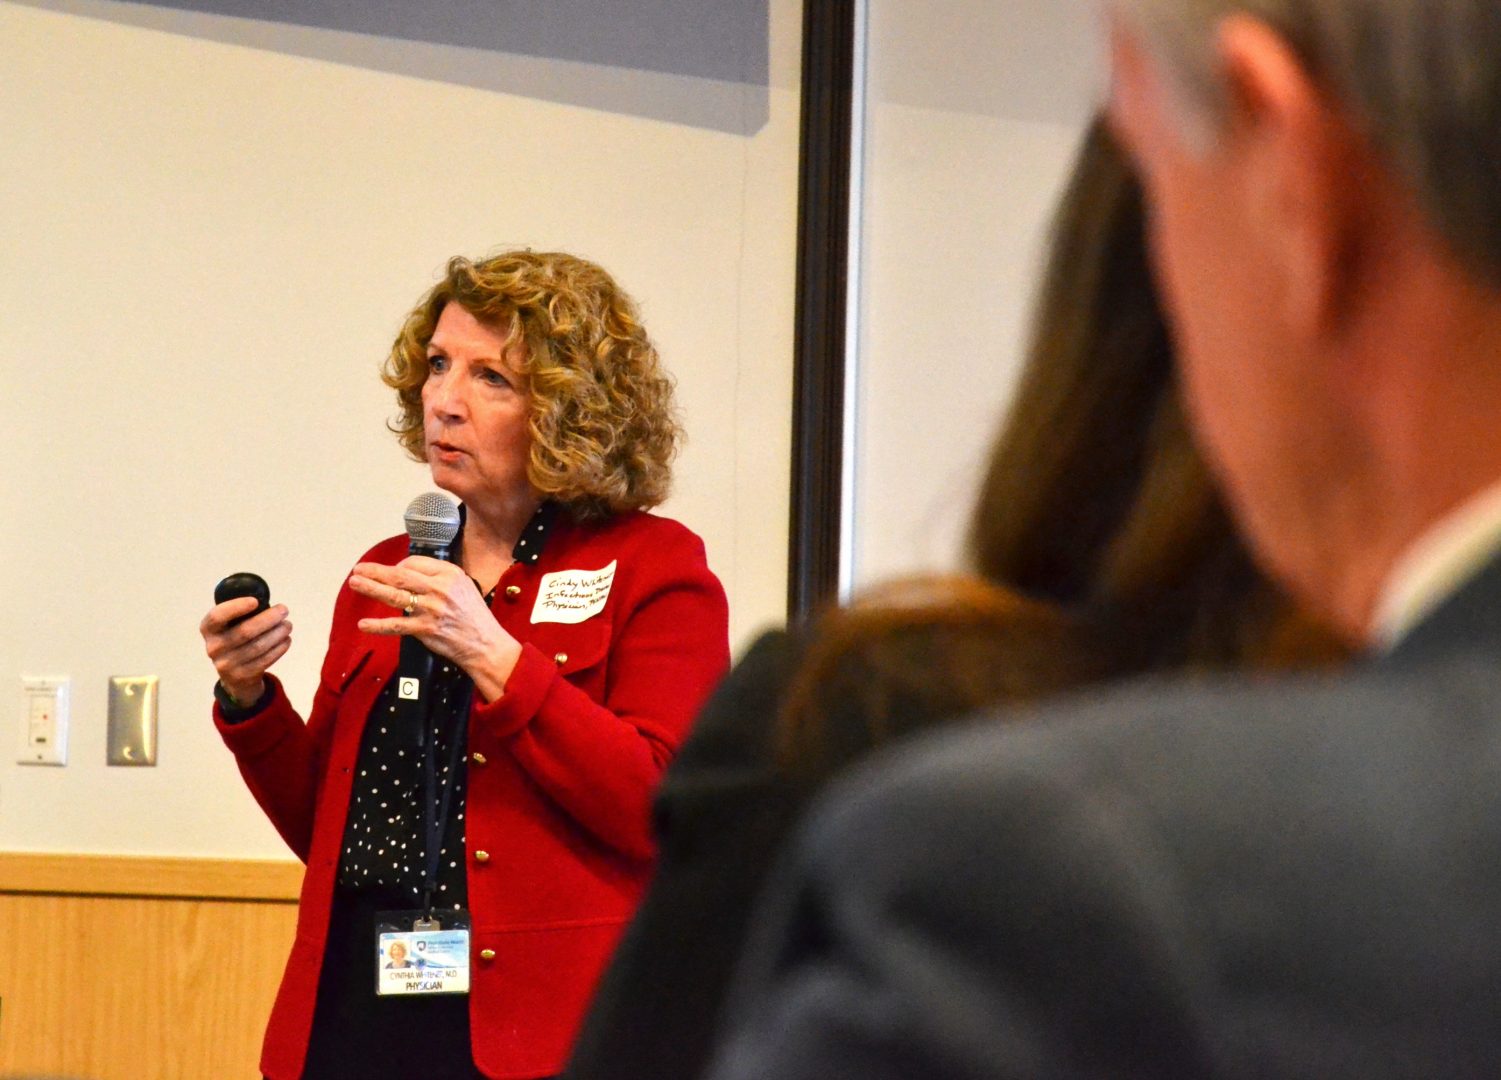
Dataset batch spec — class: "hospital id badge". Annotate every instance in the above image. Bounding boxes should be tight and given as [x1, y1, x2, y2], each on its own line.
[375, 909, 471, 996]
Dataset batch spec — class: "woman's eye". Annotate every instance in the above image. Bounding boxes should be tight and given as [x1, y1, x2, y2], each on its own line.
[480, 368, 511, 388]
[426, 354, 448, 373]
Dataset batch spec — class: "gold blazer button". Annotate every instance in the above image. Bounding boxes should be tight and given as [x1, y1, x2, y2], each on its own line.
[554, 652, 568, 666]
[471, 752, 487, 765]
[479, 949, 496, 962]
[474, 850, 490, 863]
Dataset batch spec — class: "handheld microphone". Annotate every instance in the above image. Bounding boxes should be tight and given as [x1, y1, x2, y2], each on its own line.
[394, 493, 461, 741]
[404, 491, 461, 560]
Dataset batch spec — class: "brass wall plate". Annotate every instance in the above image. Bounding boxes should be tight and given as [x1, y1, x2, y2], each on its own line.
[107, 676, 158, 766]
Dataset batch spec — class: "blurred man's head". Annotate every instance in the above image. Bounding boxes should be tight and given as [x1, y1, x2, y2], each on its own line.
[1106, 1, 1501, 640]
[1108, 0, 1501, 282]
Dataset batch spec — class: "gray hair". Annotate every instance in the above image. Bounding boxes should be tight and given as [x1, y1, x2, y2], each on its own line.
[1114, 0, 1501, 282]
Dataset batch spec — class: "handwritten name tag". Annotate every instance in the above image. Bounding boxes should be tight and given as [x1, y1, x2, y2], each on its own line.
[532, 561, 617, 624]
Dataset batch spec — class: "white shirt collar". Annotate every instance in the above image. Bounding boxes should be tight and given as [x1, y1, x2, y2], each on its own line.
[1371, 478, 1501, 649]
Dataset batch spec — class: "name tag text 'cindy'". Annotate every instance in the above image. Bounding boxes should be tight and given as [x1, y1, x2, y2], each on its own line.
[531, 561, 617, 624]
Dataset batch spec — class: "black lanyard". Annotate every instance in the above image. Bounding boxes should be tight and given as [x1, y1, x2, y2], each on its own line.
[420, 679, 471, 917]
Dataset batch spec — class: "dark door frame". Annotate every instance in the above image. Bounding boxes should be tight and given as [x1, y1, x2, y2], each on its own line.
[787, 0, 858, 622]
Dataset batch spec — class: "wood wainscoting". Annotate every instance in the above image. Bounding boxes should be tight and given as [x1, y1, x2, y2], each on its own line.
[0, 853, 302, 1080]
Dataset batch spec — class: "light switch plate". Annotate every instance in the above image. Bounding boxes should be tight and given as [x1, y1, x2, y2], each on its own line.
[18, 677, 68, 766]
[107, 676, 158, 766]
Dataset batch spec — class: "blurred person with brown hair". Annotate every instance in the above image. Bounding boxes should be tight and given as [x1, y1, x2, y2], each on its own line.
[199, 250, 729, 1080]
[563, 119, 1342, 1080]
[707, 0, 1501, 1075]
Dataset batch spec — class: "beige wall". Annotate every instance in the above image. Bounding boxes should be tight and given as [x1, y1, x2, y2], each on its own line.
[0, 0, 800, 858]
[850, 0, 1100, 585]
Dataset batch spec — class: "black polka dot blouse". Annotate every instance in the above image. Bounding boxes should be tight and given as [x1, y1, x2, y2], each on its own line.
[335, 656, 474, 910]
[333, 502, 557, 910]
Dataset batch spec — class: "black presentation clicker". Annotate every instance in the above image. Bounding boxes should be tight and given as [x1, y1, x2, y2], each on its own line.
[214, 572, 271, 627]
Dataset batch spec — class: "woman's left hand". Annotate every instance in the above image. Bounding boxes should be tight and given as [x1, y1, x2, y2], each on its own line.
[350, 557, 522, 700]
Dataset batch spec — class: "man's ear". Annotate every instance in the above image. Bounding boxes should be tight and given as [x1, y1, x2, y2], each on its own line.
[1106, 14, 1153, 157]
[1217, 14, 1360, 340]
[1107, 12, 1183, 175]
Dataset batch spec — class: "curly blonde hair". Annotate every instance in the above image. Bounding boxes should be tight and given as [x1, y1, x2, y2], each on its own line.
[383, 250, 681, 520]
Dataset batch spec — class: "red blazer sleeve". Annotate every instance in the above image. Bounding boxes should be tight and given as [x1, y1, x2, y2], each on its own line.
[212, 557, 377, 862]
[472, 521, 730, 862]
[213, 676, 320, 862]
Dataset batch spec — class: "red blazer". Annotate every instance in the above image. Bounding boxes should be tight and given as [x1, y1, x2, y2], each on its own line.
[216, 510, 730, 1080]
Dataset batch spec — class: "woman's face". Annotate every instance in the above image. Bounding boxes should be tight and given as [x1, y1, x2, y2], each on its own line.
[422, 303, 532, 509]
[389, 942, 406, 961]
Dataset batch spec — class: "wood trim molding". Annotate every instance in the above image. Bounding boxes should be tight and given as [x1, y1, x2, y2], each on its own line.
[787, 0, 858, 621]
[0, 852, 302, 902]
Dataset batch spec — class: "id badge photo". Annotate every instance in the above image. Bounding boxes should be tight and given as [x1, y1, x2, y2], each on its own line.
[375, 909, 472, 996]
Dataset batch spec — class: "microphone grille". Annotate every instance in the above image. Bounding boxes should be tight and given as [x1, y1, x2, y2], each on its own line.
[403, 492, 461, 546]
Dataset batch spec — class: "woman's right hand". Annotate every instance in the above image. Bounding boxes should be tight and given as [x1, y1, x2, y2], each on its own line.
[199, 599, 293, 707]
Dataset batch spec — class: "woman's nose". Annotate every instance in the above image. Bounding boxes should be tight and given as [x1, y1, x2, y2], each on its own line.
[428, 373, 467, 418]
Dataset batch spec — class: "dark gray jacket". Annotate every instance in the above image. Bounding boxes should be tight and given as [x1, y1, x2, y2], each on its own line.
[707, 557, 1501, 1079]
